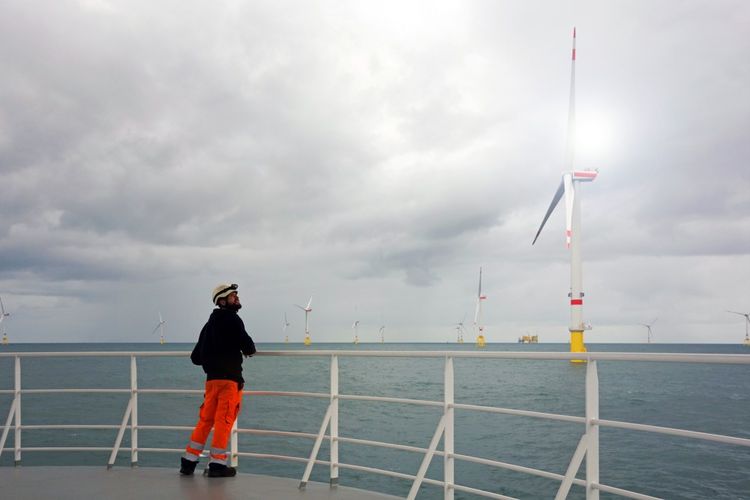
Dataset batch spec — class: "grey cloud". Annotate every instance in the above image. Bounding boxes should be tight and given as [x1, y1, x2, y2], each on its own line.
[1, 1, 748, 342]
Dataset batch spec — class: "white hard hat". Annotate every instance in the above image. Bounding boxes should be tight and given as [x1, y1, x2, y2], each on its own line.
[212, 283, 238, 304]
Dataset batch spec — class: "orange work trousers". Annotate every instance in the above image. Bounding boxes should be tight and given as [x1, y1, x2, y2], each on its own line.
[184, 379, 243, 465]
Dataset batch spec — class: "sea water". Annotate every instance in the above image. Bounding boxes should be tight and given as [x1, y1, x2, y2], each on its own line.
[0, 343, 748, 499]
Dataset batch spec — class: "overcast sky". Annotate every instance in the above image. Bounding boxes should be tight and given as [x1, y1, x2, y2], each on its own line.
[1, 0, 748, 344]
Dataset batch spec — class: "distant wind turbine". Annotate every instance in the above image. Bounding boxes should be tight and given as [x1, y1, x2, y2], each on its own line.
[639, 318, 658, 343]
[0, 296, 10, 345]
[352, 320, 360, 345]
[532, 27, 598, 360]
[294, 296, 313, 346]
[726, 310, 750, 346]
[379, 325, 385, 343]
[455, 313, 466, 344]
[473, 267, 487, 348]
[283, 312, 290, 343]
[151, 312, 166, 345]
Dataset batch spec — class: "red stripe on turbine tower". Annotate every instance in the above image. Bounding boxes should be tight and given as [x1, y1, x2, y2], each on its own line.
[572, 27, 576, 60]
[571, 299, 583, 305]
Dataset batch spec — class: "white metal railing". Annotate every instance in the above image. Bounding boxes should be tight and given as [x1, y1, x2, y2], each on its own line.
[1, 350, 749, 500]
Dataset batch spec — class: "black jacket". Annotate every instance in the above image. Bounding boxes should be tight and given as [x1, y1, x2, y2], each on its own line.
[190, 308, 256, 384]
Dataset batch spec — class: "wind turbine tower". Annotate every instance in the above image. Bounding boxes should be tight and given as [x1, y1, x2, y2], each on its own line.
[151, 312, 166, 345]
[474, 267, 487, 348]
[352, 320, 360, 345]
[283, 313, 290, 343]
[532, 27, 598, 360]
[155, 312, 166, 344]
[726, 310, 750, 347]
[379, 325, 385, 343]
[0, 296, 9, 345]
[455, 313, 466, 344]
[639, 318, 658, 344]
[295, 296, 313, 346]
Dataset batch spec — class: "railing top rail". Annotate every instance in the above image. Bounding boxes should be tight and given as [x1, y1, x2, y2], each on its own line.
[0, 350, 748, 364]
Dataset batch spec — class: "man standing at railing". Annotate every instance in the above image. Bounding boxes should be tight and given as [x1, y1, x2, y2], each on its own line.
[180, 283, 256, 478]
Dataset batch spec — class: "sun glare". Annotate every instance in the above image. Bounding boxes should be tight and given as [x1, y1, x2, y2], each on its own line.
[575, 111, 616, 161]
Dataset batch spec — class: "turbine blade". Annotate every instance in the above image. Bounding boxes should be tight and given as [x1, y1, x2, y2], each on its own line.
[563, 174, 574, 248]
[726, 310, 746, 316]
[564, 27, 577, 172]
[306, 296, 313, 309]
[532, 180, 565, 245]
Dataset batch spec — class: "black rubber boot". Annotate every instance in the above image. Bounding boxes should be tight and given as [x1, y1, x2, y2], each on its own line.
[207, 463, 237, 477]
[180, 457, 198, 476]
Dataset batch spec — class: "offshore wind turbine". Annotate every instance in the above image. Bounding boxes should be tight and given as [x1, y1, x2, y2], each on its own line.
[294, 296, 313, 346]
[379, 325, 385, 343]
[455, 313, 466, 343]
[726, 310, 750, 346]
[283, 312, 290, 343]
[454, 323, 464, 344]
[473, 267, 487, 348]
[151, 312, 166, 345]
[0, 296, 9, 345]
[532, 27, 598, 359]
[352, 320, 360, 345]
[639, 318, 658, 343]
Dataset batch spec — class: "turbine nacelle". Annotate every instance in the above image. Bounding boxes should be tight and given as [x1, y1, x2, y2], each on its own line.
[294, 296, 313, 312]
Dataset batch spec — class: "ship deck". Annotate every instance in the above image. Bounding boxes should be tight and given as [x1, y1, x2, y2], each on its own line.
[1, 466, 401, 500]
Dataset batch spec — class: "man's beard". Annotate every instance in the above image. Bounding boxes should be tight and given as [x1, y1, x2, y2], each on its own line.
[224, 303, 242, 312]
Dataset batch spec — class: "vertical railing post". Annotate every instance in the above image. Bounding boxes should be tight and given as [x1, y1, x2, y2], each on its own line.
[130, 355, 138, 467]
[444, 355, 454, 500]
[585, 360, 600, 499]
[14, 355, 21, 465]
[230, 378, 241, 468]
[230, 418, 239, 467]
[330, 354, 339, 487]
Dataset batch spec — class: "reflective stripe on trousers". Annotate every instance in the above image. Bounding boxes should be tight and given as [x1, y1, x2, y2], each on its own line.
[183, 440, 205, 461]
